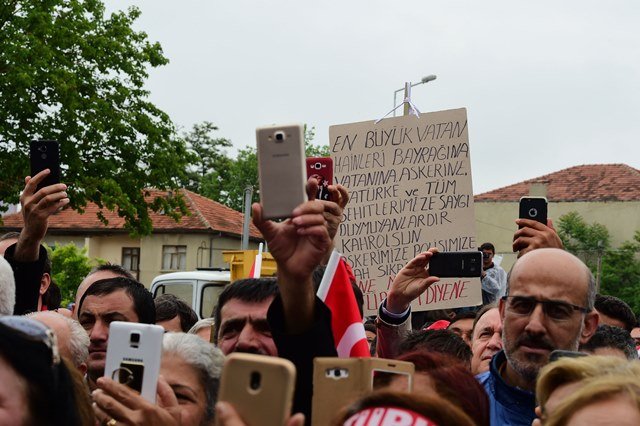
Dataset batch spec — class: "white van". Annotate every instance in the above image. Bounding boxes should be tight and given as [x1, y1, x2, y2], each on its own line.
[150, 269, 231, 319]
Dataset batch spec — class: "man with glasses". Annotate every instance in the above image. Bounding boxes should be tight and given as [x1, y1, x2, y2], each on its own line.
[479, 242, 507, 305]
[477, 248, 599, 425]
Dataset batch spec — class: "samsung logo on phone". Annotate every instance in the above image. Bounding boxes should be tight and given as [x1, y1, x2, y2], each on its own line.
[272, 153, 290, 158]
[123, 357, 144, 362]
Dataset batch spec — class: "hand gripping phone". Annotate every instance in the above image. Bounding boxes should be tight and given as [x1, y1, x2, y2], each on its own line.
[256, 124, 307, 220]
[519, 196, 548, 225]
[428, 251, 482, 278]
[306, 157, 333, 201]
[29, 139, 61, 190]
[216, 353, 296, 426]
[103, 322, 164, 402]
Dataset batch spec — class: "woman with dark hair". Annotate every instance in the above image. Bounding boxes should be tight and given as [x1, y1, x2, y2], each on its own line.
[0, 316, 93, 426]
[378, 350, 490, 426]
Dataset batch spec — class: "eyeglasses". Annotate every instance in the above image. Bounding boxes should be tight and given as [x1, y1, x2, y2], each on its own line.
[0, 316, 60, 365]
[482, 252, 492, 259]
[502, 296, 589, 321]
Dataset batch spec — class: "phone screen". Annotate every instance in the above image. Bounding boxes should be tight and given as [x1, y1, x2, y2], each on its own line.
[306, 157, 333, 201]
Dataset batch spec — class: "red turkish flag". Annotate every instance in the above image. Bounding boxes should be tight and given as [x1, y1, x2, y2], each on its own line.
[317, 251, 370, 358]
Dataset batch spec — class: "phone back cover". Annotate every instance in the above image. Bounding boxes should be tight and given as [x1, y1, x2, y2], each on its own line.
[519, 197, 548, 225]
[104, 322, 164, 402]
[311, 358, 414, 426]
[29, 140, 60, 189]
[217, 353, 296, 426]
[256, 124, 307, 219]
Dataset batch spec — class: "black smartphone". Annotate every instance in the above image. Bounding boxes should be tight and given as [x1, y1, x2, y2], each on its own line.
[519, 197, 547, 225]
[428, 251, 482, 278]
[29, 140, 60, 191]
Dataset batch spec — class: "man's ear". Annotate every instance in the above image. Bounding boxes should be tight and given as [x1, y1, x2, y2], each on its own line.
[499, 297, 506, 320]
[78, 362, 88, 376]
[580, 311, 600, 344]
[40, 272, 51, 295]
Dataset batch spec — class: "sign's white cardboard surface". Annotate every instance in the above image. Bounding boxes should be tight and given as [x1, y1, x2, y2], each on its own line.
[330, 108, 481, 315]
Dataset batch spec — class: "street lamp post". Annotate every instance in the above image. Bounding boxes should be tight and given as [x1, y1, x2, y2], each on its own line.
[393, 75, 437, 117]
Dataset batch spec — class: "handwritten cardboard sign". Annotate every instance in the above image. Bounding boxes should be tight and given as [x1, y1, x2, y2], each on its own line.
[330, 108, 481, 315]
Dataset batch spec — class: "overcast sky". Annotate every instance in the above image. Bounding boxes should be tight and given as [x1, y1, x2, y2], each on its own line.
[104, 1, 640, 194]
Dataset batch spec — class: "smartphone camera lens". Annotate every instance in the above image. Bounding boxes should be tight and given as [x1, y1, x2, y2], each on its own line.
[274, 131, 286, 142]
[314, 162, 322, 169]
[528, 208, 538, 218]
[130, 332, 140, 348]
[250, 371, 261, 390]
[334, 368, 341, 377]
[38, 145, 47, 153]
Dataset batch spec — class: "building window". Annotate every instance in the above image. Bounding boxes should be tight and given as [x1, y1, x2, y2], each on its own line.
[162, 245, 187, 271]
[122, 247, 140, 280]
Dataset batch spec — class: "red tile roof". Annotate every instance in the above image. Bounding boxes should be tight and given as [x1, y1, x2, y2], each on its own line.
[475, 164, 640, 202]
[1, 189, 262, 238]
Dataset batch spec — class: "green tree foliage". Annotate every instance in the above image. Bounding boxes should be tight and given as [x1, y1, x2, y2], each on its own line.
[557, 212, 640, 313]
[600, 231, 640, 314]
[47, 243, 104, 307]
[197, 124, 331, 211]
[202, 146, 257, 212]
[181, 121, 231, 193]
[0, 0, 190, 235]
[557, 211, 611, 270]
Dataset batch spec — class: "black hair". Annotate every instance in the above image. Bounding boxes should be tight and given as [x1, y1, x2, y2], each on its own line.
[398, 329, 472, 369]
[579, 324, 638, 360]
[594, 294, 637, 332]
[78, 277, 155, 324]
[213, 278, 279, 343]
[312, 264, 364, 319]
[450, 310, 477, 322]
[42, 280, 62, 310]
[0, 231, 20, 241]
[0, 321, 83, 425]
[479, 242, 495, 253]
[89, 262, 136, 280]
[154, 293, 198, 332]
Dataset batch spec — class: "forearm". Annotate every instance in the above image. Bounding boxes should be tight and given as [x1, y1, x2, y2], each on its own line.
[277, 270, 316, 334]
[375, 300, 412, 359]
[13, 230, 43, 262]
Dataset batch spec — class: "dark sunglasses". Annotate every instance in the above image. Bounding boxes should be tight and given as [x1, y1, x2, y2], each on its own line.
[0, 316, 60, 365]
[502, 296, 589, 321]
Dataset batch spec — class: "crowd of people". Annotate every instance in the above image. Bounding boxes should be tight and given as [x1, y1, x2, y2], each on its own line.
[1, 168, 640, 426]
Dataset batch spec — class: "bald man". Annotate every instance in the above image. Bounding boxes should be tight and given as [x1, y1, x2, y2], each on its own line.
[29, 311, 89, 374]
[478, 248, 599, 425]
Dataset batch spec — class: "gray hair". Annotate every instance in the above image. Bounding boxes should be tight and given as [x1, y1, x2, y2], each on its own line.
[0, 257, 15, 316]
[188, 317, 215, 335]
[163, 332, 224, 422]
[26, 311, 89, 368]
[66, 316, 90, 367]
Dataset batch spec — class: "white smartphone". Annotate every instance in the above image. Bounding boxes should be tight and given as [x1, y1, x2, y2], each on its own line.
[256, 123, 308, 220]
[104, 322, 164, 402]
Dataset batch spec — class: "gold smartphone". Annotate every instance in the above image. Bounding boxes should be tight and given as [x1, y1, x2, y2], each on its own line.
[256, 124, 308, 220]
[216, 353, 296, 426]
[311, 357, 414, 426]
